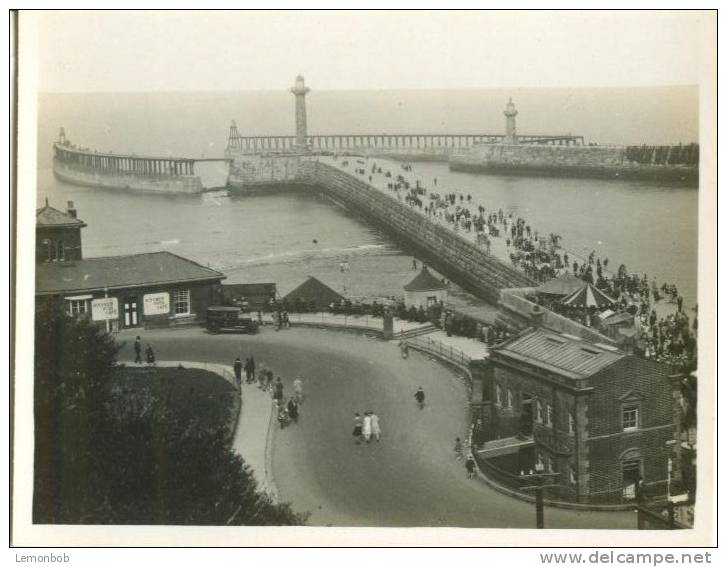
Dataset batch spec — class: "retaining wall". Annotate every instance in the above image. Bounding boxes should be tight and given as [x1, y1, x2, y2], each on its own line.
[450, 144, 698, 185]
[297, 161, 537, 304]
[53, 161, 204, 194]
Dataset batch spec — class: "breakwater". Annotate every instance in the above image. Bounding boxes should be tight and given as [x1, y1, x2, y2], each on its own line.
[450, 143, 699, 185]
[52, 140, 231, 194]
[297, 160, 536, 303]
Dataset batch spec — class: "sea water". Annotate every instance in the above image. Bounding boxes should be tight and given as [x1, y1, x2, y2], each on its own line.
[34, 89, 699, 310]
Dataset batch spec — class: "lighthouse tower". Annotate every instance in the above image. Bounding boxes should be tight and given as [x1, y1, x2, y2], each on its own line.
[291, 75, 311, 150]
[504, 98, 518, 144]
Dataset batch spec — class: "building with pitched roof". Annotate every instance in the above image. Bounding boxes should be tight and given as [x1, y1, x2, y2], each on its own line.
[36, 199, 87, 262]
[475, 324, 682, 505]
[403, 265, 448, 308]
[36, 201, 225, 330]
[283, 276, 344, 310]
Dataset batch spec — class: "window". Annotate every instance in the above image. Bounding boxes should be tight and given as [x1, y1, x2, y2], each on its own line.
[545, 403, 553, 427]
[495, 384, 503, 406]
[507, 389, 513, 408]
[536, 399, 543, 423]
[68, 299, 87, 316]
[569, 412, 576, 435]
[426, 296, 438, 307]
[49, 240, 57, 261]
[172, 289, 190, 316]
[622, 405, 639, 431]
[57, 240, 65, 261]
[569, 466, 577, 486]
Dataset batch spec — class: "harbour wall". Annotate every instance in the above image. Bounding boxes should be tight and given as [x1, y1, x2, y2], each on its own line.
[296, 160, 537, 304]
[227, 155, 307, 194]
[449, 144, 699, 185]
[53, 160, 204, 194]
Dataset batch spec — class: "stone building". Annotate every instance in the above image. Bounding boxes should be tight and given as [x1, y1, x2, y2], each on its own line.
[35, 202, 225, 330]
[36, 199, 86, 263]
[403, 265, 448, 308]
[474, 325, 682, 505]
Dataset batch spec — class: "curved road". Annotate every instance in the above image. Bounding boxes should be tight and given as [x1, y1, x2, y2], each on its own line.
[117, 326, 635, 529]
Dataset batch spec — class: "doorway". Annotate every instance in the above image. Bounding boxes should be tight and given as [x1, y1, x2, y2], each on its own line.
[124, 296, 139, 327]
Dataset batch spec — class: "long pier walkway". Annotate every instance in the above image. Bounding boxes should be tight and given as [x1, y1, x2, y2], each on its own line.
[318, 155, 547, 282]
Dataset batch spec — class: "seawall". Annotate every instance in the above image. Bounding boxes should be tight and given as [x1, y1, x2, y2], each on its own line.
[53, 161, 204, 194]
[297, 161, 536, 304]
[450, 144, 698, 185]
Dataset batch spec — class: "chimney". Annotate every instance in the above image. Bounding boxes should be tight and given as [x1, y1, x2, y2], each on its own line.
[67, 200, 77, 219]
[530, 304, 545, 327]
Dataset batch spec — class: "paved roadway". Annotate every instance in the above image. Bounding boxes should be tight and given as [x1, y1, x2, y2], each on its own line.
[117, 326, 636, 529]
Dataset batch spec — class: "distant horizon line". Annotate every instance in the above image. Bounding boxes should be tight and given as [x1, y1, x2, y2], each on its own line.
[38, 83, 699, 96]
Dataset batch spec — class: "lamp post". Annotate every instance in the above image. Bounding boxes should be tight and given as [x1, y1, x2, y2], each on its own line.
[520, 461, 559, 529]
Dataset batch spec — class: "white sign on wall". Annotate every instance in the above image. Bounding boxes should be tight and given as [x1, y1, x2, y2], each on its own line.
[91, 297, 119, 321]
[144, 292, 170, 316]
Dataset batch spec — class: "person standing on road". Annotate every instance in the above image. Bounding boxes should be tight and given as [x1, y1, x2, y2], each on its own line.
[415, 387, 426, 409]
[293, 376, 303, 404]
[134, 336, 142, 365]
[145, 345, 156, 366]
[233, 357, 243, 388]
[465, 455, 476, 479]
[287, 397, 299, 423]
[247, 356, 256, 383]
[362, 411, 372, 443]
[370, 412, 381, 442]
[273, 377, 284, 405]
[352, 413, 363, 445]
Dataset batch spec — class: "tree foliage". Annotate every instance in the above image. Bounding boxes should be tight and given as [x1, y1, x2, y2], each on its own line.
[33, 306, 306, 525]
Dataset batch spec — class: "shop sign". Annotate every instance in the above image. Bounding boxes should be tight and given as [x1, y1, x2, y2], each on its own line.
[144, 292, 170, 315]
[91, 297, 119, 321]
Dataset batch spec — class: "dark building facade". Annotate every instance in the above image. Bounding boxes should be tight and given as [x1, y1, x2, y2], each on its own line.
[36, 200, 86, 263]
[475, 326, 681, 505]
[35, 202, 225, 330]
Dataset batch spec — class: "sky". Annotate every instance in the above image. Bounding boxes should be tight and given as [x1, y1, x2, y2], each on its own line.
[30, 10, 713, 93]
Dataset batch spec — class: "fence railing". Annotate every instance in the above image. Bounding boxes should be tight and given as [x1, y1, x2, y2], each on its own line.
[404, 335, 473, 369]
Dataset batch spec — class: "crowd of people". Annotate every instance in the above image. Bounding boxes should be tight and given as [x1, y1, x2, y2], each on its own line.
[352, 411, 382, 444]
[338, 156, 697, 370]
[232, 352, 305, 429]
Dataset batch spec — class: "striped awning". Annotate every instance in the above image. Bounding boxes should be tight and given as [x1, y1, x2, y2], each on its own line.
[561, 283, 616, 308]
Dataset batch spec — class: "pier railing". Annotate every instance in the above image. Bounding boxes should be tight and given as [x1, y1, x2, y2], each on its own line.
[226, 133, 585, 154]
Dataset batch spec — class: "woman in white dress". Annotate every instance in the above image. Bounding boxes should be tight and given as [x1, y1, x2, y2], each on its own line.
[370, 412, 381, 442]
[362, 412, 372, 443]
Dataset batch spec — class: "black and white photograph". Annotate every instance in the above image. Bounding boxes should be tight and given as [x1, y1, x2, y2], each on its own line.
[10, 9, 716, 548]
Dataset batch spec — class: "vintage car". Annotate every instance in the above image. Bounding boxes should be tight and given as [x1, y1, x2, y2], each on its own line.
[205, 306, 259, 334]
